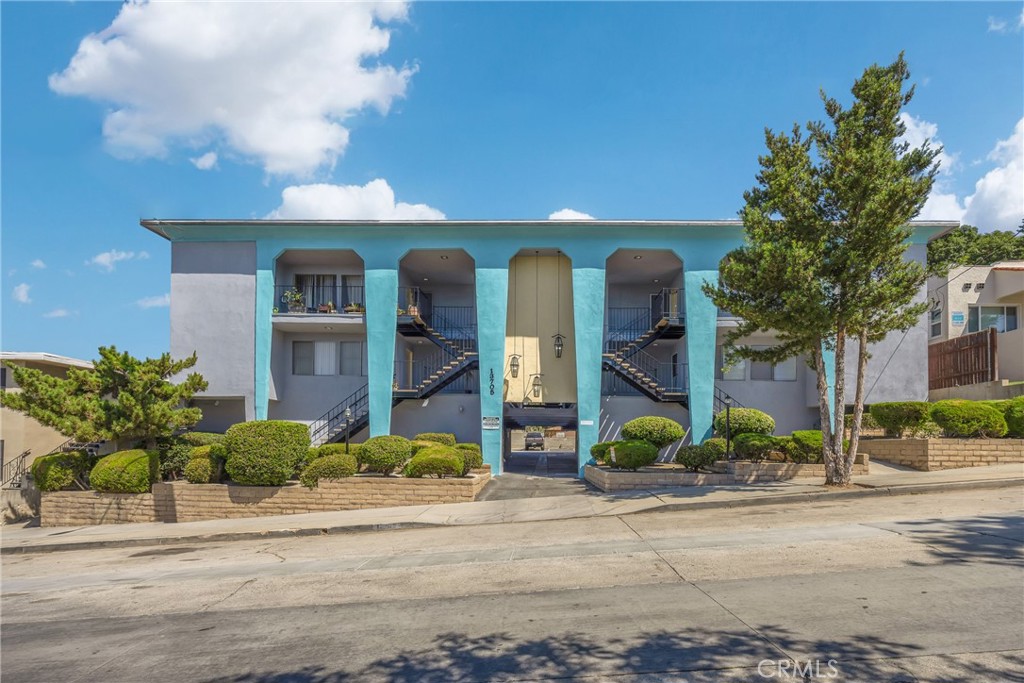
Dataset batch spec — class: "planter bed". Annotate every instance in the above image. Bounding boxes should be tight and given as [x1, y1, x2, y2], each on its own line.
[584, 454, 870, 492]
[859, 438, 1024, 471]
[41, 470, 490, 527]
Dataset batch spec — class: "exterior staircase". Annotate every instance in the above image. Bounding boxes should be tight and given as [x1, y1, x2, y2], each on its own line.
[2, 439, 105, 489]
[309, 384, 370, 447]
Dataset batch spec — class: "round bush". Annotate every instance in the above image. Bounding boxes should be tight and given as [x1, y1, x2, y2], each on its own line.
[590, 441, 620, 463]
[1002, 397, 1024, 438]
[713, 408, 775, 437]
[184, 456, 214, 484]
[90, 449, 160, 493]
[454, 444, 483, 475]
[606, 440, 658, 471]
[318, 443, 360, 457]
[358, 435, 412, 475]
[157, 437, 195, 481]
[930, 401, 1008, 438]
[403, 446, 464, 478]
[621, 416, 685, 449]
[180, 432, 226, 447]
[224, 420, 310, 486]
[413, 432, 457, 447]
[674, 444, 717, 472]
[733, 434, 781, 462]
[300, 453, 358, 488]
[409, 440, 438, 456]
[869, 402, 931, 437]
[702, 437, 728, 459]
[30, 451, 90, 492]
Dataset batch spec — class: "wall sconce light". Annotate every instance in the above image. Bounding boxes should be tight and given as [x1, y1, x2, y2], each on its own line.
[532, 375, 542, 398]
[509, 355, 520, 378]
[552, 334, 565, 359]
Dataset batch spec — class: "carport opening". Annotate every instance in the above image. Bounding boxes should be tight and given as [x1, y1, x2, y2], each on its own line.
[503, 406, 578, 477]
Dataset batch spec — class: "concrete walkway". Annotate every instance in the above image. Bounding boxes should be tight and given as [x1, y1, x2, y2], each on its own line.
[3, 462, 1021, 554]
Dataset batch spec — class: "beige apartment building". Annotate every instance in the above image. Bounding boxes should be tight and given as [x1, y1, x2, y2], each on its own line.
[927, 261, 1024, 400]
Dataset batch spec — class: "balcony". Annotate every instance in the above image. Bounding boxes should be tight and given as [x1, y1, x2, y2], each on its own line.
[272, 284, 366, 332]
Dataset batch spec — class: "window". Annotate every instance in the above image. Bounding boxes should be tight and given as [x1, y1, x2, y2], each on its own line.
[339, 341, 364, 376]
[293, 342, 315, 375]
[967, 305, 1019, 333]
[293, 341, 363, 376]
[0, 367, 6, 391]
[715, 346, 745, 381]
[750, 345, 797, 381]
[295, 274, 337, 310]
[929, 308, 942, 338]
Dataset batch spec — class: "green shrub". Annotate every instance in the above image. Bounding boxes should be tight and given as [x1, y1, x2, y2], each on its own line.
[300, 453, 358, 488]
[180, 432, 226, 447]
[702, 437, 728, 460]
[30, 450, 90, 492]
[413, 432, 457, 447]
[674, 444, 717, 472]
[358, 435, 412, 475]
[188, 444, 226, 482]
[788, 431, 849, 463]
[1002, 397, 1024, 438]
[403, 446, 464, 478]
[869, 402, 931, 437]
[318, 443, 360, 457]
[621, 416, 686, 449]
[454, 444, 483, 475]
[774, 436, 800, 461]
[409, 440, 438, 456]
[733, 433, 780, 462]
[859, 411, 881, 430]
[183, 456, 214, 484]
[90, 450, 160, 493]
[930, 400, 1008, 438]
[157, 437, 195, 481]
[224, 420, 310, 486]
[590, 441, 620, 463]
[713, 408, 775, 436]
[606, 440, 658, 471]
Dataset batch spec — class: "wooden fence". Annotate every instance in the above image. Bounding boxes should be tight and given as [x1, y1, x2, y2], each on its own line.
[928, 328, 998, 390]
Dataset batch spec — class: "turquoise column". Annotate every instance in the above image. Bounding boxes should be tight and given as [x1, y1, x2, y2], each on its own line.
[475, 267, 509, 474]
[253, 247, 275, 421]
[572, 267, 606, 476]
[684, 270, 718, 444]
[365, 268, 398, 437]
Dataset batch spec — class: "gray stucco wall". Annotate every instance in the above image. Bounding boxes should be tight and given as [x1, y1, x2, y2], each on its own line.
[171, 242, 256, 420]
[192, 398, 246, 433]
[268, 331, 368, 423]
[598, 397, 689, 460]
[391, 395, 483, 444]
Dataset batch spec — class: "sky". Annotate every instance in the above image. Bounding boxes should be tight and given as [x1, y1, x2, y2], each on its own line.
[2, 1, 1023, 362]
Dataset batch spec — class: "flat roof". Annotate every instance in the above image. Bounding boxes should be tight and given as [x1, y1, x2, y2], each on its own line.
[0, 352, 93, 369]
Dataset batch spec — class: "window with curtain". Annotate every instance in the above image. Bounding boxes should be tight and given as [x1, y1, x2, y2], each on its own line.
[295, 274, 337, 310]
[339, 341, 364, 376]
[715, 346, 745, 381]
[293, 341, 315, 375]
[293, 340, 340, 375]
[967, 305, 1019, 333]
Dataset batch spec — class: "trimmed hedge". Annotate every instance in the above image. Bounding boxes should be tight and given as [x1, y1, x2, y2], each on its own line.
[869, 402, 931, 437]
[590, 441, 620, 463]
[180, 432, 226, 447]
[358, 435, 412, 475]
[930, 400, 1008, 438]
[409, 440, 438, 456]
[605, 440, 658, 471]
[317, 443, 360, 457]
[789, 431, 849, 463]
[300, 453, 358, 488]
[1003, 397, 1024, 438]
[184, 457, 214, 484]
[414, 433, 457, 447]
[90, 449, 160, 494]
[404, 446, 464, 478]
[713, 408, 775, 437]
[674, 444, 717, 472]
[225, 420, 310, 486]
[30, 450, 90, 492]
[621, 416, 685, 449]
[454, 443, 483, 475]
[702, 437, 728, 460]
[733, 433, 780, 462]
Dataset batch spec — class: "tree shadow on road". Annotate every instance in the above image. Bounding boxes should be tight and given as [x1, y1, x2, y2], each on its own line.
[888, 511, 1023, 567]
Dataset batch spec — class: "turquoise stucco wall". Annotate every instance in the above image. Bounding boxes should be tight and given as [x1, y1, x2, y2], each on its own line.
[684, 270, 718, 444]
[475, 267, 509, 473]
[365, 269, 399, 437]
[572, 267, 606, 474]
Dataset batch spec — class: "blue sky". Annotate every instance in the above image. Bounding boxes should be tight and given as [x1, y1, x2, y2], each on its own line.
[3, 1, 1022, 361]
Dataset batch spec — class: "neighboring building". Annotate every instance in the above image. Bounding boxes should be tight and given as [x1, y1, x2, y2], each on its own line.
[0, 352, 93, 485]
[143, 218, 956, 476]
[927, 261, 1024, 400]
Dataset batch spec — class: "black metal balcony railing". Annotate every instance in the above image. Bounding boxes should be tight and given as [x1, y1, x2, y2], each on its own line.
[398, 287, 433, 322]
[604, 308, 650, 354]
[394, 355, 478, 394]
[431, 306, 478, 353]
[602, 356, 688, 396]
[275, 285, 365, 314]
[651, 288, 683, 326]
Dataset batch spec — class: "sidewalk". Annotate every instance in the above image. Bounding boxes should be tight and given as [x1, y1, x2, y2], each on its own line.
[3, 462, 1021, 554]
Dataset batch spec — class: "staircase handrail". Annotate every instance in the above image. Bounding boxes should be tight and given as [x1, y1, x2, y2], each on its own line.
[604, 309, 653, 355]
[430, 308, 478, 353]
[713, 385, 745, 412]
[1, 449, 31, 489]
[308, 383, 370, 446]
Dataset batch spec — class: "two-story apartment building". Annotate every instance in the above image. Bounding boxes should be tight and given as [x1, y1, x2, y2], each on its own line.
[144, 218, 955, 476]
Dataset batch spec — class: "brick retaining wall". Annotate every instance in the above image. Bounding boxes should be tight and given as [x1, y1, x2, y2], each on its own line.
[859, 438, 1024, 471]
[41, 471, 490, 527]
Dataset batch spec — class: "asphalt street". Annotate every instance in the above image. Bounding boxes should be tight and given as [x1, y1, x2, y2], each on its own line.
[2, 487, 1022, 682]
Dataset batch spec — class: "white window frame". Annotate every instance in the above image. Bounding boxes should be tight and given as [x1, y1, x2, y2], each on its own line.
[967, 305, 1019, 334]
[749, 345, 797, 382]
[716, 345, 746, 381]
[929, 308, 942, 339]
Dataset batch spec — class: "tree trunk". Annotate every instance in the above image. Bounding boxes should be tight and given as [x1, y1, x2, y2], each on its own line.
[811, 345, 839, 482]
[827, 331, 849, 485]
[846, 328, 870, 478]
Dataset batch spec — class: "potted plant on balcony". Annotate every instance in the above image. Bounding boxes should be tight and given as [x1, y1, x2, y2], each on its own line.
[317, 301, 337, 314]
[282, 288, 305, 313]
[344, 302, 365, 314]
[407, 304, 420, 317]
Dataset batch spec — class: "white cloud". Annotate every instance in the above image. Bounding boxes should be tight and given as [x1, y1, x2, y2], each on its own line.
[30, 259, 46, 270]
[987, 10, 1024, 33]
[43, 309, 71, 319]
[548, 208, 595, 220]
[962, 118, 1024, 230]
[86, 249, 150, 272]
[190, 151, 218, 171]
[899, 113, 958, 176]
[12, 283, 31, 304]
[49, 2, 415, 176]
[136, 293, 170, 309]
[267, 179, 445, 220]
[988, 16, 1008, 32]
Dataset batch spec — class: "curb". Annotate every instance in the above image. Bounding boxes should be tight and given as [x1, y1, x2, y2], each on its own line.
[5, 477, 1021, 555]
